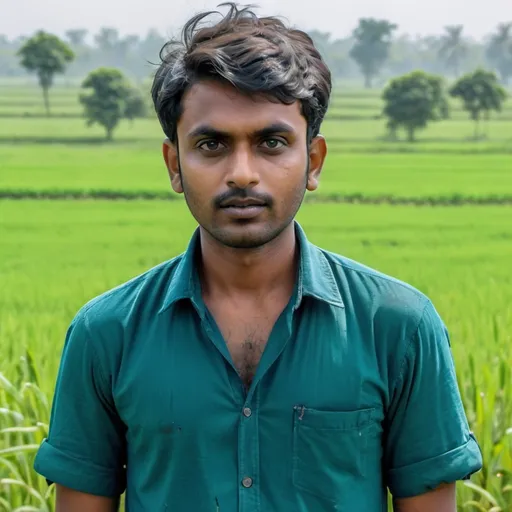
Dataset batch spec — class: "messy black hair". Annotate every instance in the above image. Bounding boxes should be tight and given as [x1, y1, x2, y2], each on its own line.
[151, 2, 332, 144]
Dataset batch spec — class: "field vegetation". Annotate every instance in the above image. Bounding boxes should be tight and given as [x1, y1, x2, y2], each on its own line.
[0, 80, 511, 511]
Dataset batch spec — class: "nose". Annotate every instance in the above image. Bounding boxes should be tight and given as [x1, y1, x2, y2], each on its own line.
[225, 145, 260, 189]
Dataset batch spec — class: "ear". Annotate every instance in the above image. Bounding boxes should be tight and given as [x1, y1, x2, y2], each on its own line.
[162, 138, 183, 194]
[306, 134, 327, 192]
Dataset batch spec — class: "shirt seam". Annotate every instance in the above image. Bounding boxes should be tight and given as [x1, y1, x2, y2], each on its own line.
[82, 311, 111, 392]
[388, 299, 432, 399]
[79, 257, 178, 318]
[80, 274, 148, 319]
[328, 255, 427, 302]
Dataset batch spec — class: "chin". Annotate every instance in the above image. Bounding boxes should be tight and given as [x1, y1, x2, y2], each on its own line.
[217, 233, 273, 250]
[208, 223, 286, 249]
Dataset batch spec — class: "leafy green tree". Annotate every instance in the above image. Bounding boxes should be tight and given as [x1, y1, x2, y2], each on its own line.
[450, 69, 507, 139]
[349, 18, 398, 88]
[80, 67, 144, 140]
[438, 25, 468, 78]
[486, 23, 512, 84]
[382, 70, 449, 142]
[124, 88, 148, 124]
[17, 31, 74, 116]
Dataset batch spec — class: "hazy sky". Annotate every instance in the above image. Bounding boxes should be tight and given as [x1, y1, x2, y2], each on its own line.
[3, 0, 512, 41]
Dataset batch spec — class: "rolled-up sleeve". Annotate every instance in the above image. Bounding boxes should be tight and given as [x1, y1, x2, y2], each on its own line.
[384, 300, 483, 498]
[34, 310, 126, 497]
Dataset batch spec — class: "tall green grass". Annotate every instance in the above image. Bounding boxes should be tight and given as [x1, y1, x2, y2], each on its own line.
[1, 201, 511, 510]
[0, 354, 55, 512]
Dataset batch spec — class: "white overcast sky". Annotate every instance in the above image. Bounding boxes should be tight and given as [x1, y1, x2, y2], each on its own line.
[3, 0, 512, 41]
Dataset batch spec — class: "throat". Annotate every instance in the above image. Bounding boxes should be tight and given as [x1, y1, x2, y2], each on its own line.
[199, 223, 298, 294]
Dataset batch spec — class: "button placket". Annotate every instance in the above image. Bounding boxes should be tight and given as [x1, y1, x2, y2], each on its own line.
[238, 391, 260, 511]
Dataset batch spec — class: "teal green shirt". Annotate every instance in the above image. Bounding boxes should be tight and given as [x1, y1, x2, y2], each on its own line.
[34, 222, 482, 511]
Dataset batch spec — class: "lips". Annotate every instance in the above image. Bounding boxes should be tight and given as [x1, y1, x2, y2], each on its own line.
[222, 204, 263, 209]
[220, 203, 266, 219]
[220, 199, 266, 208]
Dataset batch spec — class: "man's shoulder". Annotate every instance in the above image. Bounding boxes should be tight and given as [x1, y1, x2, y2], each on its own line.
[316, 245, 431, 326]
[75, 254, 185, 332]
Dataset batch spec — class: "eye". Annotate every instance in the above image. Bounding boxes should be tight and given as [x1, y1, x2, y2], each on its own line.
[261, 138, 285, 150]
[198, 140, 224, 152]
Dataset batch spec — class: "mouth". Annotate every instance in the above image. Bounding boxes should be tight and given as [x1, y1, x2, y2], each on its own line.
[219, 203, 266, 219]
[220, 199, 267, 208]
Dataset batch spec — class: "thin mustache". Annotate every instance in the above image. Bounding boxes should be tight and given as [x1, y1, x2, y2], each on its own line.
[214, 190, 273, 208]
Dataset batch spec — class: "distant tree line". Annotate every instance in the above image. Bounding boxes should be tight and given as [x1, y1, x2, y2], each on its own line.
[16, 32, 148, 139]
[313, 20, 512, 87]
[0, 28, 166, 82]
[9, 26, 510, 143]
[1, 20, 512, 86]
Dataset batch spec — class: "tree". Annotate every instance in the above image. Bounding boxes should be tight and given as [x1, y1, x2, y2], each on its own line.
[114, 34, 141, 73]
[139, 28, 166, 60]
[65, 29, 88, 47]
[486, 23, 512, 84]
[124, 88, 148, 124]
[80, 67, 140, 140]
[308, 30, 354, 79]
[349, 18, 398, 88]
[94, 27, 120, 52]
[382, 70, 449, 142]
[17, 31, 74, 116]
[438, 25, 468, 78]
[449, 69, 507, 139]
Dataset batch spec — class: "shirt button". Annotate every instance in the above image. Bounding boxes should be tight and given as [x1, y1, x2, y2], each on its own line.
[242, 477, 253, 488]
[243, 407, 252, 417]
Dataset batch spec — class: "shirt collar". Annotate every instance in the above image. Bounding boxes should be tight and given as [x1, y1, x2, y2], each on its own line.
[158, 221, 344, 315]
[294, 222, 344, 309]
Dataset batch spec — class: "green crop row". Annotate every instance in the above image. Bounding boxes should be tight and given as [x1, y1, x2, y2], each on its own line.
[2, 142, 511, 200]
[1, 201, 511, 510]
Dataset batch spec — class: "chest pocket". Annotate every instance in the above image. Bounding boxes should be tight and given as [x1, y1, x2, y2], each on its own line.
[292, 405, 378, 503]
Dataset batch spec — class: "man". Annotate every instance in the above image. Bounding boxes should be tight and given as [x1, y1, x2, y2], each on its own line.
[34, 3, 482, 511]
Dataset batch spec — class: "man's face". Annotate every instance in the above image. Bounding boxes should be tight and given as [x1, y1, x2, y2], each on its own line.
[163, 79, 326, 249]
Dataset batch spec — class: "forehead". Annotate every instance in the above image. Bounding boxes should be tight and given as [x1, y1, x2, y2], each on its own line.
[179, 80, 306, 136]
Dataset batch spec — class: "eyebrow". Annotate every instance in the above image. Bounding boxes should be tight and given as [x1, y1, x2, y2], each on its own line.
[187, 122, 296, 139]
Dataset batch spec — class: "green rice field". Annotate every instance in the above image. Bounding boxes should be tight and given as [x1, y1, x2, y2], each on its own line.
[0, 79, 511, 511]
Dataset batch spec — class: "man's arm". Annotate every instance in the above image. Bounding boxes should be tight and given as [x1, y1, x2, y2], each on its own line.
[56, 485, 120, 512]
[33, 312, 127, 500]
[383, 300, 482, 500]
[393, 483, 456, 512]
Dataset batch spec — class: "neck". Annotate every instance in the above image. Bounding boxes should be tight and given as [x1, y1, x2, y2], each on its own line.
[198, 223, 298, 301]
